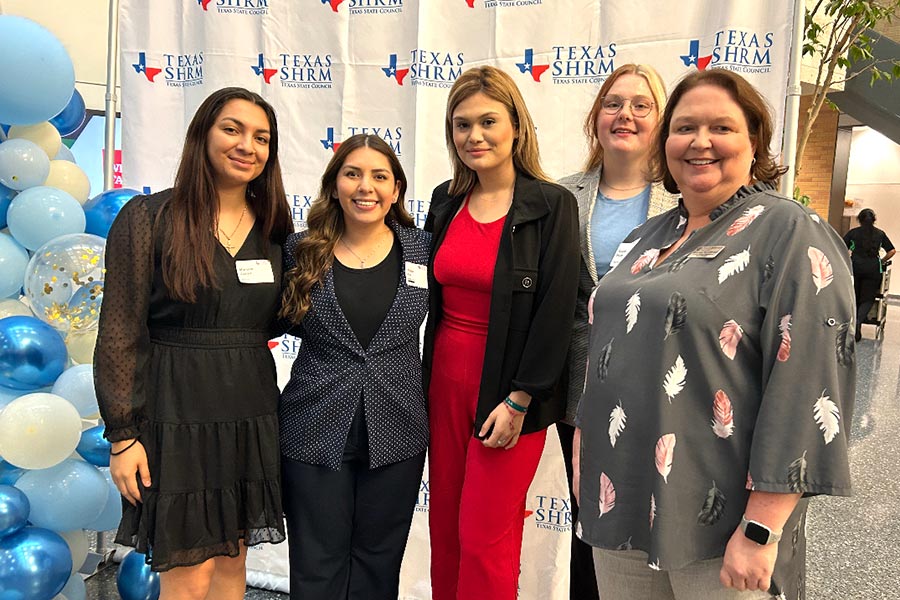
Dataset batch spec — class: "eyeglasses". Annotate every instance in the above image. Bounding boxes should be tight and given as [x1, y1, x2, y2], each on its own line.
[600, 95, 655, 118]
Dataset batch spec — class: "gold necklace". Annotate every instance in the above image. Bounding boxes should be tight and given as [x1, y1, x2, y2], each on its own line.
[217, 205, 247, 253]
[340, 232, 387, 268]
[602, 181, 647, 192]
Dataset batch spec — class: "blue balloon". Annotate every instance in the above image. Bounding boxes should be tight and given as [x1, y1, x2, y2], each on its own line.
[84, 467, 121, 532]
[54, 144, 76, 163]
[76, 425, 110, 467]
[0, 484, 29, 538]
[49, 90, 86, 137]
[0, 461, 26, 486]
[0, 183, 14, 228]
[51, 364, 98, 417]
[0, 316, 68, 390]
[117, 551, 160, 600]
[0, 138, 51, 191]
[6, 186, 85, 250]
[0, 16, 76, 125]
[0, 234, 28, 298]
[83, 188, 141, 238]
[14, 459, 106, 531]
[0, 526, 72, 599]
[58, 573, 87, 600]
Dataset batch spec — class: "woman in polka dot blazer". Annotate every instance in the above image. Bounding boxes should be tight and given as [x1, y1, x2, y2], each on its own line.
[277, 134, 430, 600]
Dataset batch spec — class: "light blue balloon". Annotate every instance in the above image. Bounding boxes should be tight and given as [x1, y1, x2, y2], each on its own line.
[14, 459, 106, 531]
[84, 467, 121, 532]
[58, 573, 87, 600]
[6, 186, 85, 250]
[0, 484, 29, 538]
[0, 183, 14, 228]
[0, 461, 26, 486]
[0, 233, 28, 298]
[83, 188, 141, 238]
[51, 364, 98, 417]
[0, 316, 68, 390]
[0, 16, 76, 125]
[49, 90, 86, 137]
[117, 551, 160, 600]
[75, 425, 110, 467]
[0, 138, 51, 191]
[0, 526, 71, 599]
[54, 144, 76, 163]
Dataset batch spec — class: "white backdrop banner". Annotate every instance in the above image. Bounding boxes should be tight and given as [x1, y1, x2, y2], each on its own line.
[120, 1, 796, 597]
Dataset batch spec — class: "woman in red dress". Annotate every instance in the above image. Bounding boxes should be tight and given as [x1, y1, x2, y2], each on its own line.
[423, 66, 580, 600]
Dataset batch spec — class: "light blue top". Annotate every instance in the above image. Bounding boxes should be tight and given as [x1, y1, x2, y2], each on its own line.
[590, 185, 651, 278]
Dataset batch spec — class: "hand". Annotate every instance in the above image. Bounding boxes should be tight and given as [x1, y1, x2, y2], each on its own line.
[109, 439, 151, 506]
[720, 526, 778, 592]
[479, 393, 530, 450]
[572, 427, 582, 506]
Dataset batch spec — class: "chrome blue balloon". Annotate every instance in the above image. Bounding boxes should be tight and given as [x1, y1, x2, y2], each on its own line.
[0, 138, 51, 191]
[117, 551, 160, 600]
[51, 364, 98, 417]
[83, 188, 141, 238]
[0, 16, 76, 125]
[0, 484, 29, 538]
[0, 316, 68, 390]
[6, 186, 85, 250]
[0, 461, 25, 486]
[15, 459, 106, 531]
[84, 467, 121, 532]
[0, 526, 72, 599]
[0, 234, 28, 299]
[49, 90, 86, 137]
[76, 425, 110, 467]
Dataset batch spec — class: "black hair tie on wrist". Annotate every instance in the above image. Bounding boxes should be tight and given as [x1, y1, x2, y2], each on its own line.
[110, 439, 139, 456]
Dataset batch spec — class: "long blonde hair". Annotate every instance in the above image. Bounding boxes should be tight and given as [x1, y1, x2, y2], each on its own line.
[444, 66, 550, 196]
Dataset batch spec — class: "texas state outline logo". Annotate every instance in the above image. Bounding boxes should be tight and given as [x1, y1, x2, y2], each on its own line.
[132, 52, 162, 83]
[382, 54, 410, 86]
[132, 51, 204, 87]
[516, 49, 550, 82]
[251, 52, 333, 88]
[680, 39, 713, 71]
[320, 127, 341, 153]
[251, 53, 279, 83]
[198, 0, 270, 14]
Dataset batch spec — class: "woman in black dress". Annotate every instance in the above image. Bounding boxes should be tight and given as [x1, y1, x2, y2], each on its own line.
[95, 87, 292, 599]
[844, 208, 895, 340]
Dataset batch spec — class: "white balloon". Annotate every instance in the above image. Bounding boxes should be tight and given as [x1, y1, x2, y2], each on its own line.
[65, 328, 98, 365]
[0, 298, 32, 319]
[0, 392, 81, 469]
[43, 160, 90, 204]
[54, 144, 76, 163]
[58, 529, 89, 575]
[8, 122, 62, 159]
[55, 573, 87, 600]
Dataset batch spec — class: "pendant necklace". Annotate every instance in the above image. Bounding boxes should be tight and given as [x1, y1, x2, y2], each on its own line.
[217, 205, 247, 253]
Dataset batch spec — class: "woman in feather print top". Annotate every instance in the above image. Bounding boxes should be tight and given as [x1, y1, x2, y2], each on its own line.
[575, 69, 854, 600]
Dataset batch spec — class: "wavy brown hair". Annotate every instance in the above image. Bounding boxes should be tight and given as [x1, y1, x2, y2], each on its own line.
[650, 69, 787, 195]
[444, 66, 550, 196]
[280, 134, 413, 324]
[162, 87, 292, 303]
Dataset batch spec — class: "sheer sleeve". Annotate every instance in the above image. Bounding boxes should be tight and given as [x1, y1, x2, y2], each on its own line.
[94, 197, 154, 442]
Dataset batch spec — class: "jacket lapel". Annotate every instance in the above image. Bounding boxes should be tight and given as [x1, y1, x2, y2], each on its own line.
[572, 167, 601, 284]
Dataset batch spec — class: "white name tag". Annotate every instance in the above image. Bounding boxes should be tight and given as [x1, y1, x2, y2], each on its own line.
[608, 238, 640, 272]
[405, 261, 428, 289]
[235, 259, 275, 284]
[688, 246, 726, 259]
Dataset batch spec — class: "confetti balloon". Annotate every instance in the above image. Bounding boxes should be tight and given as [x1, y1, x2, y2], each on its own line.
[23, 233, 105, 333]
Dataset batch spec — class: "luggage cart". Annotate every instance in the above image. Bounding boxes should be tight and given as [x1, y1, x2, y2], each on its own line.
[863, 260, 891, 340]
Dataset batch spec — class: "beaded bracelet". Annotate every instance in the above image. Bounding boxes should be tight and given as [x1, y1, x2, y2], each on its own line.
[504, 396, 528, 413]
[110, 439, 139, 456]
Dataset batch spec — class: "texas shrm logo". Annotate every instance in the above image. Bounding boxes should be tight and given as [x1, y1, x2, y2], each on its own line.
[197, 0, 270, 15]
[321, 0, 403, 14]
[132, 51, 203, 87]
[384, 49, 464, 89]
[517, 44, 617, 85]
[680, 29, 774, 74]
[531, 493, 573, 533]
[286, 191, 315, 230]
[251, 52, 333, 89]
[320, 126, 403, 156]
[269, 334, 301, 362]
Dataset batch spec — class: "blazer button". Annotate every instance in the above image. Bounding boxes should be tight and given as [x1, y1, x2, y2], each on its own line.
[522, 276, 533, 289]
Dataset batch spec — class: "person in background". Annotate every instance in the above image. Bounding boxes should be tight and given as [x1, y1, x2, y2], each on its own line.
[575, 69, 855, 600]
[96, 87, 291, 599]
[558, 63, 678, 600]
[844, 208, 895, 341]
[423, 65, 580, 600]
[278, 134, 429, 600]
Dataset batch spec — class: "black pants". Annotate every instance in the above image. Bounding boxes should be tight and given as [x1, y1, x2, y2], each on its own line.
[557, 422, 600, 600]
[282, 406, 425, 600]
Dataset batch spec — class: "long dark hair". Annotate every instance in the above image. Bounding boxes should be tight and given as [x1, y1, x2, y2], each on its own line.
[163, 87, 292, 303]
[650, 69, 788, 194]
[856, 208, 880, 256]
[280, 134, 413, 324]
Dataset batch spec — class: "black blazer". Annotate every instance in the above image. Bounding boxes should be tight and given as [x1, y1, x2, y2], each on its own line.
[423, 173, 580, 437]
[279, 221, 431, 470]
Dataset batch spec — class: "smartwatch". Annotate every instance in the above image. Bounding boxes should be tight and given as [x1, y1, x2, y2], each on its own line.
[740, 516, 782, 545]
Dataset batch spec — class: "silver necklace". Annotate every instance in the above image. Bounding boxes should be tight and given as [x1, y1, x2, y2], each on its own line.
[340, 234, 385, 268]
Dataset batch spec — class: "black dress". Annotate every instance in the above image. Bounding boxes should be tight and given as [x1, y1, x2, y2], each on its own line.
[844, 225, 894, 306]
[95, 190, 285, 571]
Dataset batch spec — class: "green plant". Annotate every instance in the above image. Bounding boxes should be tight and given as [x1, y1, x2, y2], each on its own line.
[794, 186, 812, 206]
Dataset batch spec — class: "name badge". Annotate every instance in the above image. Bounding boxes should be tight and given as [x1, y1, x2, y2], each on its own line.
[688, 246, 726, 259]
[608, 238, 640, 272]
[405, 261, 428, 289]
[235, 259, 275, 284]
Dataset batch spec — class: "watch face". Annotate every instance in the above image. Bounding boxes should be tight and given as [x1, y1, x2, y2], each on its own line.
[744, 521, 770, 545]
